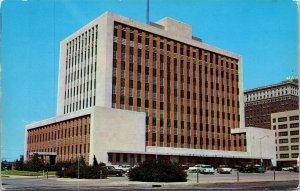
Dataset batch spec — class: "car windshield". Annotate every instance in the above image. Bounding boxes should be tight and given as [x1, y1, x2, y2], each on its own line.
[202, 165, 212, 168]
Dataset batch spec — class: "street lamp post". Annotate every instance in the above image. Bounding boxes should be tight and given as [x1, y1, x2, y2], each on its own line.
[259, 135, 269, 166]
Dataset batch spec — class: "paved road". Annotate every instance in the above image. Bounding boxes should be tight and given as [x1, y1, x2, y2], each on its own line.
[2, 170, 299, 190]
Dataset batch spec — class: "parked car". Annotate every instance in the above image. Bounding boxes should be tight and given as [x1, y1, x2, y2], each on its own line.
[115, 164, 131, 173]
[104, 166, 125, 176]
[239, 163, 254, 173]
[199, 165, 215, 174]
[188, 164, 204, 173]
[217, 165, 232, 174]
[253, 165, 266, 173]
[292, 166, 299, 172]
[282, 166, 294, 171]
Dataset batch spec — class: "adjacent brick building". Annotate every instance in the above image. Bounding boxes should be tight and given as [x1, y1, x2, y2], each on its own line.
[25, 12, 276, 166]
[244, 79, 298, 129]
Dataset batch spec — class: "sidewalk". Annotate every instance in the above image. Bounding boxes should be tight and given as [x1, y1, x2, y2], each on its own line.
[2, 172, 299, 190]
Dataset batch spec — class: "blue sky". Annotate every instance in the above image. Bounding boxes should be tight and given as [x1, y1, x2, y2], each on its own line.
[2, 0, 298, 161]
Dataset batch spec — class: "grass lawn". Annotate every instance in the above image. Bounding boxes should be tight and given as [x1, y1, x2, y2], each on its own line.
[2, 170, 56, 176]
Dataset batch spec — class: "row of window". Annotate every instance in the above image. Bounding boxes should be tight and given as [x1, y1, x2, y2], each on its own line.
[278, 138, 299, 144]
[114, 23, 239, 71]
[66, 25, 98, 58]
[278, 145, 299, 151]
[56, 144, 89, 156]
[279, 153, 299, 159]
[28, 143, 90, 157]
[65, 79, 96, 99]
[274, 115, 299, 123]
[273, 123, 299, 130]
[64, 26, 98, 114]
[28, 118, 90, 144]
[64, 96, 96, 114]
[113, 52, 239, 89]
[245, 87, 298, 102]
[65, 62, 97, 84]
[108, 153, 142, 163]
[277, 130, 299, 136]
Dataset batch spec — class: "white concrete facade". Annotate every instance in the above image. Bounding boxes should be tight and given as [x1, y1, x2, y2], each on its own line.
[91, 107, 145, 164]
[231, 127, 276, 166]
[271, 110, 299, 165]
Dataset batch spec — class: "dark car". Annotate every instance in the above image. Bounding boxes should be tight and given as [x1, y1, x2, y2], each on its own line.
[104, 166, 125, 176]
[239, 163, 254, 173]
[253, 165, 266, 173]
[292, 166, 299, 172]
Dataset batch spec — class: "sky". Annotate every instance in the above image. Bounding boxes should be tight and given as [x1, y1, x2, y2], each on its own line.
[2, 0, 298, 161]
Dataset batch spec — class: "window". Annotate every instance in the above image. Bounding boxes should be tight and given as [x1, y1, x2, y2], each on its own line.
[290, 123, 299, 128]
[278, 132, 288, 136]
[279, 139, 288, 144]
[123, 153, 127, 162]
[280, 154, 289, 158]
[289, 115, 299, 121]
[291, 145, 299, 150]
[278, 124, 287, 129]
[278, 117, 287, 122]
[116, 153, 120, 162]
[279, 146, 289, 151]
[272, 118, 276, 123]
[292, 153, 299, 158]
[291, 138, 299, 143]
[290, 130, 299, 135]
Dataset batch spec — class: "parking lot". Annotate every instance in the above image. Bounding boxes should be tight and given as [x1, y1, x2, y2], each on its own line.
[186, 169, 299, 183]
[2, 170, 299, 190]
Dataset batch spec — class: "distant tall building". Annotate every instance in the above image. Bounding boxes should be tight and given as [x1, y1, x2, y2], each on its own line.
[244, 79, 299, 129]
[271, 110, 299, 167]
[25, 12, 275, 166]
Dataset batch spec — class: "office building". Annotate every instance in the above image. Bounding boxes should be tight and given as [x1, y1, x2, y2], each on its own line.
[271, 110, 299, 167]
[244, 79, 298, 129]
[25, 12, 276, 166]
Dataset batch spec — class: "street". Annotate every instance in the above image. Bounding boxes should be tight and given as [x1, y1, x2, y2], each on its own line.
[2, 170, 299, 190]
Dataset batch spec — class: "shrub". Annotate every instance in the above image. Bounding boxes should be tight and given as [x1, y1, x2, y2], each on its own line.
[128, 158, 187, 182]
[56, 158, 108, 179]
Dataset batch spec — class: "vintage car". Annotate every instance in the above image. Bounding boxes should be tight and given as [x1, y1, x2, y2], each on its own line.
[217, 165, 232, 174]
[104, 166, 125, 176]
[188, 164, 205, 173]
[199, 164, 215, 174]
[253, 165, 266, 173]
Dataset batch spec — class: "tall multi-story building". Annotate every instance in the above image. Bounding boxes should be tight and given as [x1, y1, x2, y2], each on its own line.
[271, 110, 299, 168]
[25, 12, 276, 166]
[244, 79, 298, 129]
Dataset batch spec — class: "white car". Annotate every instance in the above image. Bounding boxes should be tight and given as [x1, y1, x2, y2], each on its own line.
[115, 164, 131, 173]
[199, 164, 215, 174]
[282, 166, 294, 171]
[217, 165, 232, 174]
[188, 164, 204, 173]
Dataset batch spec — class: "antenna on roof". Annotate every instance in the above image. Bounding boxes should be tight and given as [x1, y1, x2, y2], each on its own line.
[146, 0, 150, 24]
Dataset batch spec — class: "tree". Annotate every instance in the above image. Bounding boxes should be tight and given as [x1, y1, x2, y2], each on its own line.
[15, 155, 24, 170]
[23, 153, 45, 171]
[93, 155, 98, 166]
